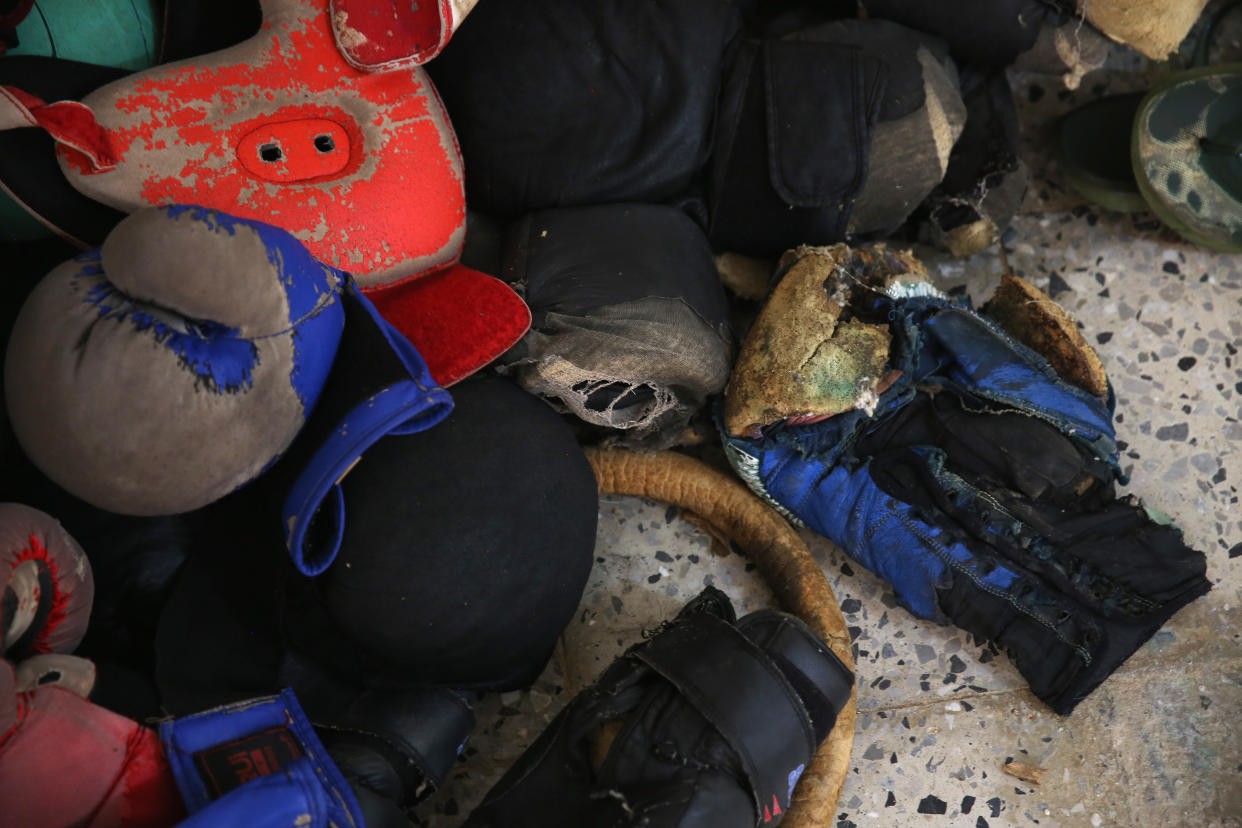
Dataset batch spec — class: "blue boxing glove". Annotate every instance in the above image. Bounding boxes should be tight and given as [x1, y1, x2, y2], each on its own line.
[162, 689, 366, 828]
[721, 245, 1210, 714]
[4, 204, 345, 516]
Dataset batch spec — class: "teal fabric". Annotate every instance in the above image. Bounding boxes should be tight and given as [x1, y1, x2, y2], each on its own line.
[8, 0, 159, 70]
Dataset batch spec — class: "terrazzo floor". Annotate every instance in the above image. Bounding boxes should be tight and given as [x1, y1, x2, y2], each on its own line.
[421, 218, 1242, 828]
[417, 23, 1242, 828]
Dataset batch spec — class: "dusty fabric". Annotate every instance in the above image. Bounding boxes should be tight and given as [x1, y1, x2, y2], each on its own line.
[498, 203, 734, 447]
[507, 300, 733, 446]
[723, 245, 933, 438]
[915, 67, 1027, 257]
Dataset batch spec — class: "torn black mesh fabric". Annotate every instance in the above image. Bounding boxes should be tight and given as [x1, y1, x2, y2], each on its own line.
[497, 203, 734, 446]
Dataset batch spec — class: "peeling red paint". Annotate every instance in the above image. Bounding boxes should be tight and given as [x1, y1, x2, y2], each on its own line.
[60, 0, 465, 288]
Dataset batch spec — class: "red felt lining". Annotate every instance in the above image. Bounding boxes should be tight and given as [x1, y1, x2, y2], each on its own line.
[331, 0, 453, 68]
[363, 264, 531, 387]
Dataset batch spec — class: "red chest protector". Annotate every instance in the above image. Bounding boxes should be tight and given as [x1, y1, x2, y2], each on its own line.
[58, 0, 462, 289]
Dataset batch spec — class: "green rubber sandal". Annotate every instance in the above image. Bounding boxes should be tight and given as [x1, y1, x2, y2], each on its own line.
[1055, 0, 1242, 252]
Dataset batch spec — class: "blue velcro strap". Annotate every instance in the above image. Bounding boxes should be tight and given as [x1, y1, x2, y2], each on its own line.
[160, 689, 365, 828]
[282, 281, 454, 575]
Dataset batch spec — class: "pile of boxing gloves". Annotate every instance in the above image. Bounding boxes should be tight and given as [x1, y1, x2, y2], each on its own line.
[0, 0, 1215, 826]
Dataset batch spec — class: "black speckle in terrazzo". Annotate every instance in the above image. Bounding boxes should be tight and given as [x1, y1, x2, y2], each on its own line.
[1156, 423, 1189, 441]
[917, 795, 948, 815]
[948, 654, 967, 673]
[1228, 543, 1242, 559]
[836, 820, 856, 828]
[611, 595, 623, 614]
[664, 505, 678, 523]
[987, 797, 1004, 817]
[1048, 273, 1072, 296]
[885, 792, 896, 807]
[890, 752, 898, 763]
[1179, 356, 1197, 371]
[1163, 261, 1180, 274]
[962, 795, 976, 814]
[840, 562, 854, 576]
[1096, 331, 1113, 344]
[655, 550, 673, 563]
[977, 818, 990, 828]
[647, 573, 661, 584]
[841, 598, 862, 614]
[848, 625, 862, 641]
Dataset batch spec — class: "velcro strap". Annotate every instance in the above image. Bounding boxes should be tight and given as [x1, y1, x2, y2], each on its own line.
[763, 41, 884, 210]
[161, 689, 365, 828]
[0, 86, 115, 171]
[633, 612, 816, 820]
[279, 282, 453, 575]
[319, 687, 476, 797]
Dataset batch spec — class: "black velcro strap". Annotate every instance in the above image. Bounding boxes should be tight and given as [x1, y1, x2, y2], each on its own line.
[633, 612, 815, 820]
[763, 40, 883, 212]
[340, 687, 475, 793]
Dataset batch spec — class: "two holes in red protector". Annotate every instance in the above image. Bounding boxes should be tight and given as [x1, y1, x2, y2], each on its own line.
[258, 134, 336, 163]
